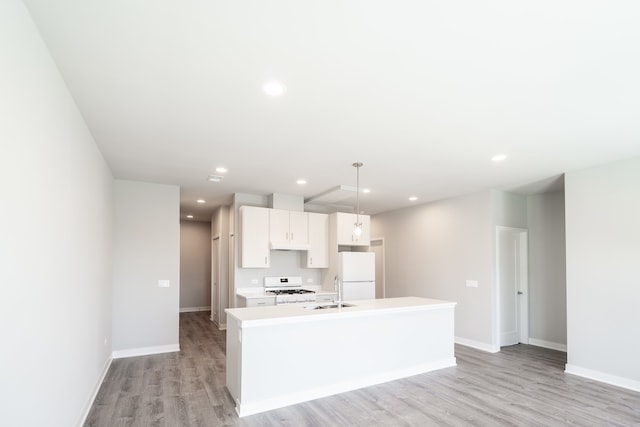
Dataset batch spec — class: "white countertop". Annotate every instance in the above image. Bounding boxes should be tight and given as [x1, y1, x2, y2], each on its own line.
[225, 296, 456, 327]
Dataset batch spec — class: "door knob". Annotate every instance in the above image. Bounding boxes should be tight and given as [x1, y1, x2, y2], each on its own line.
[517, 291, 523, 295]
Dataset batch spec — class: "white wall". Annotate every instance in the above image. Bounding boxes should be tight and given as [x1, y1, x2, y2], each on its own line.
[527, 190, 567, 349]
[371, 191, 494, 348]
[180, 221, 211, 310]
[565, 157, 640, 391]
[493, 190, 527, 229]
[0, 1, 113, 425]
[112, 180, 180, 356]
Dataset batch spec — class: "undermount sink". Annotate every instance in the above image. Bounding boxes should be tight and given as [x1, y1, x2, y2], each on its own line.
[305, 303, 356, 310]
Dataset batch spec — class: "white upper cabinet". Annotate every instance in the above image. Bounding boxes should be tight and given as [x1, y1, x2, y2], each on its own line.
[239, 206, 270, 268]
[334, 212, 370, 246]
[269, 209, 309, 249]
[306, 213, 329, 268]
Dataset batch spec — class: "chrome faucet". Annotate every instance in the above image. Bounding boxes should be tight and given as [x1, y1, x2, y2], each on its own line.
[334, 275, 342, 308]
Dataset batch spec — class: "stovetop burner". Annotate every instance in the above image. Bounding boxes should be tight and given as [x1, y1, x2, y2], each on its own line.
[263, 277, 316, 304]
[267, 288, 314, 295]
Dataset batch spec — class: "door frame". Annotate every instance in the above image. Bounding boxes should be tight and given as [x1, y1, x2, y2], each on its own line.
[495, 226, 529, 348]
[370, 237, 386, 299]
[211, 236, 220, 326]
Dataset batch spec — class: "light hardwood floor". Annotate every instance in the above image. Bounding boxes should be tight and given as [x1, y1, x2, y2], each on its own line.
[85, 312, 640, 426]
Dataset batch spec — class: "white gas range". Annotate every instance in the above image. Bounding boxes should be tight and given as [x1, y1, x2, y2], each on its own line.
[264, 276, 316, 304]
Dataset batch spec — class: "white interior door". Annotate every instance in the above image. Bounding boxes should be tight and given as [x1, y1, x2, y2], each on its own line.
[211, 237, 220, 325]
[497, 227, 529, 347]
[371, 238, 385, 298]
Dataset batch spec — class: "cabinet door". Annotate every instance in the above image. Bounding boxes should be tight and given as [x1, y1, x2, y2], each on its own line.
[315, 293, 336, 302]
[289, 211, 309, 245]
[336, 212, 370, 246]
[358, 215, 371, 245]
[269, 209, 290, 244]
[306, 213, 328, 268]
[240, 206, 270, 268]
[335, 212, 355, 245]
[246, 297, 276, 307]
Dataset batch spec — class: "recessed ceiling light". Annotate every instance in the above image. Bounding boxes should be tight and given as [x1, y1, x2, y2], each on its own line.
[363, 188, 371, 194]
[263, 81, 286, 96]
[296, 179, 307, 185]
[215, 167, 227, 174]
[186, 215, 194, 219]
[197, 199, 206, 204]
[207, 174, 223, 182]
[409, 196, 418, 201]
[491, 154, 508, 162]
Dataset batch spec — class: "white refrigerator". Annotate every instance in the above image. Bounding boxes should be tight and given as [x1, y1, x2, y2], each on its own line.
[338, 252, 376, 301]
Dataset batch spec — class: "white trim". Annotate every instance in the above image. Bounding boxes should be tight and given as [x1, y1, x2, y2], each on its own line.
[370, 237, 386, 299]
[180, 306, 211, 313]
[77, 355, 112, 427]
[455, 336, 499, 353]
[528, 338, 567, 352]
[210, 313, 227, 330]
[112, 344, 180, 359]
[565, 364, 640, 393]
[236, 357, 456, 417]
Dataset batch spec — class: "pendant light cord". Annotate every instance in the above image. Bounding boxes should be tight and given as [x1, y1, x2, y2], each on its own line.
[353, 162, 363, 234]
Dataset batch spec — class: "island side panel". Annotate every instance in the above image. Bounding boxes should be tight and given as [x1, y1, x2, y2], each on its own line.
[226, 316, 241, 407]
[235, 304, 455, 416]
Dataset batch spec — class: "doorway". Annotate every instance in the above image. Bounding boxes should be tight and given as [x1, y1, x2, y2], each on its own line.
[370, 238, 385, 298]
[496, 227, 529, 347]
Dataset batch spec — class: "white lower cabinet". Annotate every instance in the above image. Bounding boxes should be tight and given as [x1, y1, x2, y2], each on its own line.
[246, 297, 276, 307]
[315, 292, 337, 303]
[237, 295, 276, 308]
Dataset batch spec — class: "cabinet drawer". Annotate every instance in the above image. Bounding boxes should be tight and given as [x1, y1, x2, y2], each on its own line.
[246, 297, 276, 307]
[315, 293, 337, 303]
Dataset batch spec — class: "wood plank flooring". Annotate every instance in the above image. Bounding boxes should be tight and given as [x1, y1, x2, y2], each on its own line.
[85, 312, 640, 426]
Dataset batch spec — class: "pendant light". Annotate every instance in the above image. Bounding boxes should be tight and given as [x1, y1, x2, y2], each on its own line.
[353, 162, 363, 236]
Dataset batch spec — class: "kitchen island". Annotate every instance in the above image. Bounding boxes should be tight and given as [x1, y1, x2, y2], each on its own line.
[225, 296, 456, 417]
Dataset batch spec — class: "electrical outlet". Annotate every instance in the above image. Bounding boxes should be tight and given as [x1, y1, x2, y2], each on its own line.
[307, 278, 313, 283]
[251, 279, 259, 285]
[158, 280, 170, 288]
[465, 280, 479, 288]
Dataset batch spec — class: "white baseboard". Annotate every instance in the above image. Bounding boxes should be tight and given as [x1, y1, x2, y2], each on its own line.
[209, 317, 227, 331]
[112, 344, 180, 359]
[180, 306, 211, 313]
[77, 355, 112, 427]
[565, 364, 640, 393]
[528, 338, 567, 352]
[455, 336, 499, 353]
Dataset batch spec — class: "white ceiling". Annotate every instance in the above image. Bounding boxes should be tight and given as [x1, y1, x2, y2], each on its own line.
[23, 0, 640, 220]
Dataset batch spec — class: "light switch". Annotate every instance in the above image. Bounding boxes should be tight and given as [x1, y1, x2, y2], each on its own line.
[158, 280, 170, 288]
[465, 280, 478, 288]
[251, 279, 259, 285]
[307, 278, 313, 283]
